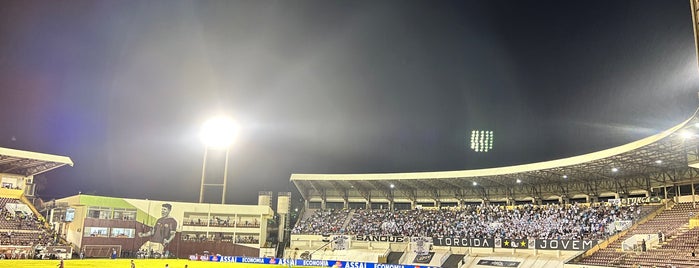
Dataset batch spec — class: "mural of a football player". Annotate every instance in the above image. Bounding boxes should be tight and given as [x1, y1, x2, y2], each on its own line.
[138, 203, 177, 254]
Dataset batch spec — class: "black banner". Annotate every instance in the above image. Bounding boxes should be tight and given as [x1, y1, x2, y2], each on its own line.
[500, 239, 528, 249]
[535, 239, 597, 250]
[477, 259, 520, 267]
[413, 252, 434, 264]
[354, 235, 406, 243]
[432, 237, 494, 248]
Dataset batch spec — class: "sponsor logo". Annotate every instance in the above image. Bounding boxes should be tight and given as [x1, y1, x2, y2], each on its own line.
[344, 261, 366, 268]
[355, 235, 406, 242]
[303, 259, 329, 266]
[375, 264, 407, 268]
[241, 257, 265, 263]
[220, 256, 235, 262]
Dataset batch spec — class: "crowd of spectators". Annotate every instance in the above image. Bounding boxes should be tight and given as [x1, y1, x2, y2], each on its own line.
[292, 203, 642, 240]
[292, 208, 351, 235]
[181, 232, 259, 244]
[184, 217, 260, 228]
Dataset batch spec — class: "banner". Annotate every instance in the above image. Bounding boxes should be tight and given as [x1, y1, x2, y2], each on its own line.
[410, 237, 432, 255]
[332, 235, 350, 250]
[621, 197, 661, 204]
[432, 237, 494, 248]
[218, 256, 440, 268]
[476, 259, 520, 267]
[354, 235, 406, 243]
[499, 239, 528, 249]
[413, 252, 434, 264]
[534, 239, 598, 250]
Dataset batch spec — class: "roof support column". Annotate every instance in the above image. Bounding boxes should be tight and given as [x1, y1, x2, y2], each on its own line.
[692, 179, 696, 208]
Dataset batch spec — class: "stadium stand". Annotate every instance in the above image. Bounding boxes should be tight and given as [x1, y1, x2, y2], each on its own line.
[574, 201, 699, 268]
[0, 148, 73, 259]
[292, 203, 643, 240]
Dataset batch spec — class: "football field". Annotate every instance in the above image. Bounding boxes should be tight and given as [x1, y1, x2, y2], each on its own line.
[2, 259, 326, 268]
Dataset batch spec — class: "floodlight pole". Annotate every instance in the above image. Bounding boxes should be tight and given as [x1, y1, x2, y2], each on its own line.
[198, 147, 231, 204]
[221, 147, 230, 204]
[198, 148, 209, 203]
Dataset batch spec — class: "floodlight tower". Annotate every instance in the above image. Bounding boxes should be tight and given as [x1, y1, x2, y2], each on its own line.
[470, 130, 494, 152]
[199, 116, 238, 204]
[691, 0, 699, 73]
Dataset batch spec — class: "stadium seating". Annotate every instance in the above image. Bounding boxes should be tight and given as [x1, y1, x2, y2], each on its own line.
[0, 196, 60, 247]
[575, 202, 699, 268]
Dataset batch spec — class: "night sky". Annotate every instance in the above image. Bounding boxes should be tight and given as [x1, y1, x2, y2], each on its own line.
[0, 1, 697, 205]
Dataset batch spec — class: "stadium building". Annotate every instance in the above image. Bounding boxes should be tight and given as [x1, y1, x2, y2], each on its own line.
[50, 194, 274, 259]
[3, 111, 699, 267]
[286, 110, 699, 267]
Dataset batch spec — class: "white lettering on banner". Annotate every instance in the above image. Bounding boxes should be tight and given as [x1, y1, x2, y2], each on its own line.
[302, 260, 329, 266]
[220, 256, 234, 262]
[241, 257, 265, 263]
[375, 265, 406, 268]
[345, 262, 366, 268]
[355, 235, 406, 242]
[537, 239, 596, 250]
[433, 237, 492, 247]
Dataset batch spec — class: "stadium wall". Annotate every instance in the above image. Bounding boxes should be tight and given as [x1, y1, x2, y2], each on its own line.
[53, 194, 274, 258]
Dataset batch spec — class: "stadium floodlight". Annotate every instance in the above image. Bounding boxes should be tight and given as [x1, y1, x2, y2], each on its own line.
[470, 130, 494, 152]
[199, 116, 239, 149]
[680, 130, 694, 139]
[199, 116, 239, 204]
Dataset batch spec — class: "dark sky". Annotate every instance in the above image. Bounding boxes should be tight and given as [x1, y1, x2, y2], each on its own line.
[0, 0, 697, 205]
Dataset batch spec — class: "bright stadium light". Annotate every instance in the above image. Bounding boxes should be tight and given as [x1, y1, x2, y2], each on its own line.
[681, 130, 694, 139]
[199, 116, 239, 204]
[200, 116, 239, 149]
[470, 130, 494, 152]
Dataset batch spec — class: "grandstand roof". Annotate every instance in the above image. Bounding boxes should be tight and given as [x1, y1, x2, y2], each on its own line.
[0, 147, 73, 177]
[291, 108, 699, 202]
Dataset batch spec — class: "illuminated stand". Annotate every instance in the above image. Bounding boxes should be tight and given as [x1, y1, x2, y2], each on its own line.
[198, 116, 238, 204]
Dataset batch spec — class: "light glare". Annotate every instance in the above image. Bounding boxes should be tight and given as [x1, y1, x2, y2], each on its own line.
[200, 116, 238, 148]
